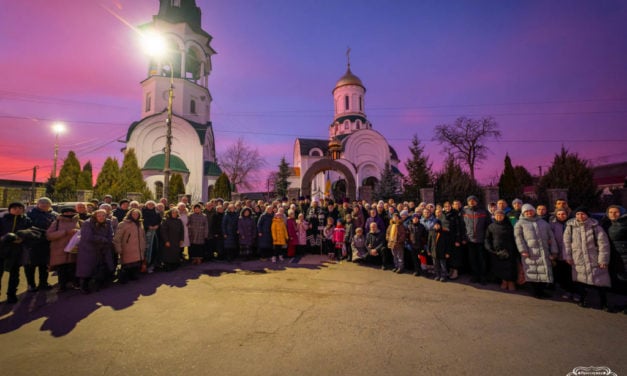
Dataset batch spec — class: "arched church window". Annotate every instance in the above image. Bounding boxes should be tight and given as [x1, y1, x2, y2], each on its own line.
[145, 92, 152, 112]
[190, 100, 196, 114]
[171, 0, 181, 7]
[360, 96, 363, 111]
[344, 96, 349, 111]
[356, 120, 361, 129]
[155, 181, 164, 199]
[344, 121, 349, 130]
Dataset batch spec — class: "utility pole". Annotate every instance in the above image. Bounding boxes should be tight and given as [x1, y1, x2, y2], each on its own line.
[31, 165, 38, 203]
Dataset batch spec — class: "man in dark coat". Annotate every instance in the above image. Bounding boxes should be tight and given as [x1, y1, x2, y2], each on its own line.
[222, 204, 239, 262]
[113, 199, 130, 223]
[0, 202, 33, 303]
[462, 195, 491, 284]
[208, 205, 225, 260]
[257, 205, 274, 259]
[25, 197, 57, 291]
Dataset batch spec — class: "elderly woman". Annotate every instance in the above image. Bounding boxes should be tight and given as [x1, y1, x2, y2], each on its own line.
[76, 209, 114, 294]
[238, 207, 256, 260]
[550, 208, 577, 301]
[485, 209, 518, 291]
[46, 207, 81, 291]
[160, 208, 185, 271]
[514, 204, 558, 299]
[563, 207, 612, 311]
[113, 208, 146, 283]
[188, 203, 209, 265]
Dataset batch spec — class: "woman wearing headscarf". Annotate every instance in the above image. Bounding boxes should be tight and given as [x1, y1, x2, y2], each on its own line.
[563, 207, 612, 311]
[76, 209, 114, 293]
[46, 206, 81, 291]
[113, 208, 146, 283]
[550, 208, 577, 301]
[485, 209, 518, 291]
[160, 208, 185, 271]
[514, 204, 558, 299]
[188, 203, 209, 265]
[238, 207, 256, 260]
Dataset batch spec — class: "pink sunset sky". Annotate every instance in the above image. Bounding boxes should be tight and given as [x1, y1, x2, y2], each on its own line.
[1, 0, 626, 191]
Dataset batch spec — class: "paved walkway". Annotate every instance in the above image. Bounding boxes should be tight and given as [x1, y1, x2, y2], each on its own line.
[1, 255, 626, 376]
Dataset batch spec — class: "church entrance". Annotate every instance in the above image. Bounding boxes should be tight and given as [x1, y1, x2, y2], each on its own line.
[300, 159, 356, 201]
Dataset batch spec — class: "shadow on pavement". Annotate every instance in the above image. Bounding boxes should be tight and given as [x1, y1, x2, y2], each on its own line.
[0, 255, 329, 337]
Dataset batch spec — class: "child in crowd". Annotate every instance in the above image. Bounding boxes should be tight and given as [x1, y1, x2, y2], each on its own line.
[333, 220, 346, 261]
[427, 220, 451, 282]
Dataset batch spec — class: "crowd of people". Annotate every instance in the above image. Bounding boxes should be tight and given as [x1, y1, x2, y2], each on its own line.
[0, 194, 626, 313]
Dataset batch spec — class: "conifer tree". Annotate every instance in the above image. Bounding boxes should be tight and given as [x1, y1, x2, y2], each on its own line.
[537, 147, 598, 208]
[275, 156, 291, 198]
[212, 173, 231, 200]
[402, 134, 432, 201]
[94, 157, 121, 200]
[77, 161, 94, 190]
[374, 161, 401, 202]
[54, 151, 81, 201]
[435, 156, 483, 204]
[119, 148, 152, 200]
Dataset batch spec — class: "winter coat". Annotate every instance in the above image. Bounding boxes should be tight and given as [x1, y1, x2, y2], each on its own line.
[238, 215, 257, 248]
[549, 218, 568, 260]
[365, 230, 385, 256]
[439, 209, 463, 243]
[113, 219, 146, 266]
[271, 216, 289, 246]
[407, 221, 427, 251]
[160, 217, 184, 264]
[287, 218, 298, 246]
[209, 211, 224, 238]
[26, 207, 57, 265]
[76, 217, 114, 278]
[179, 212, 190, 247]
[306, 205, 323, 235]
[0, 213, 32, 271]
[364, 215, 385, 233]
[222, 211, 239, 249]
[188, 212, 209, 245]
[485, 219, 518, 281]
[296, 220, 309, 245]
[332, 225, 346, 245]
[514, 216, 557, 283]
[343, 221, 355, 243]
[462, 206, 491, 244]
[427, 229, 451, 259]
[142, 207, 162, 230]
[420, 215, 437, 232]
[607, 214, 627, 279]
[386, 221, 406, 252]
[563, 217, 611, 287]
[257, 212, 274, 250]
[351, 233, 368, 260]
[46, 215, 81, 267]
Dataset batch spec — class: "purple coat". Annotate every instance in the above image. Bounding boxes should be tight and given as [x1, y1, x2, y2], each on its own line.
[76, 217, 114, 278]
[238, 215, 257, 248]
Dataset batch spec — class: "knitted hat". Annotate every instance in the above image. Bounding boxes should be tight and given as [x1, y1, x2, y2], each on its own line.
[8, 202, 24, 210]
[494, 209, 505, 216]
[400, 210, 409, 217]
[574, 207, 590, 217]
[466, 195, 479, 202]
[521, 203, 535, 213]
[60, 206, 77, 214]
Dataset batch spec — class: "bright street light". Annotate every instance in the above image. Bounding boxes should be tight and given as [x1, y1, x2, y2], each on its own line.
[51, 122, 66, 178]
[141, 29, 174, 201]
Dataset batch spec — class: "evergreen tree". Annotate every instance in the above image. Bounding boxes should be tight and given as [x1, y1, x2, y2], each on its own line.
[119, 148, 151, 200]
[275, 156, 291, 198]
[498, 154, 518, 202]
[168, 173, 185, 204]
[374, 161, 401, 202]
[402, 134, 432, 201]
[54, 151, 81, 201]
[435, 156, 483, 204]
[212, 173, 231, 200]
[537, 147, 598, 208]
[94, 157, 121, 200]
[77, 161, 94, 190]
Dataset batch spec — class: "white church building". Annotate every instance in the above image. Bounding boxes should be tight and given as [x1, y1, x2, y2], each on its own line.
[125, 0, 221, 202]
[291, 60, 401, 201]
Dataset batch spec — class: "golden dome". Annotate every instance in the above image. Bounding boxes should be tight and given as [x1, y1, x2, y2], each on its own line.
[334, 66, 364, 90]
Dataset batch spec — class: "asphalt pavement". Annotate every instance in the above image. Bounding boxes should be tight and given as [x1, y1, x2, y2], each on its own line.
[1, 255, 626, 376]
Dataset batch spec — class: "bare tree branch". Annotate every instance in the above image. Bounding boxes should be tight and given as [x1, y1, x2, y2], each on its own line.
[219, 137, 266, 192]
[433, 116, 501, 180]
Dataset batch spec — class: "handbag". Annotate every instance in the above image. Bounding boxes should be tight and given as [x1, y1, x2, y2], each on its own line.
[64, 230, 81, 254]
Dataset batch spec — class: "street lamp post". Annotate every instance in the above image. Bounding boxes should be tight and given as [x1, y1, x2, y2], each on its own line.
[51, 122, 65, 178]
[143, 30, 174, 200]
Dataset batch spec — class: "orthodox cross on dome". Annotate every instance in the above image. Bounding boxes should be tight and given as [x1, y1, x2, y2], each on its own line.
[346, 47, 351, 68]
